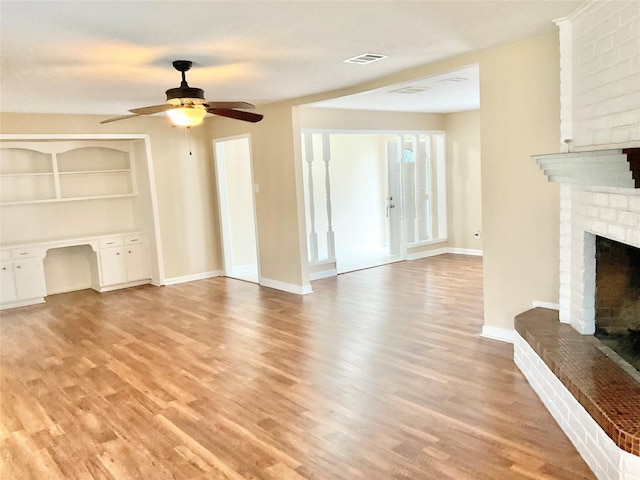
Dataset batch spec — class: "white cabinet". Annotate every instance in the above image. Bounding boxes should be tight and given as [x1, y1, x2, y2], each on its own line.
[125, 243, 150, 282]
[99, 247, 128, 287]
[14, 257, 46, 300]
[1, 231, 152, 309]
[0, 251, 46, 308]
[1, 261, 18, 304]
[97, 234, 150, 291]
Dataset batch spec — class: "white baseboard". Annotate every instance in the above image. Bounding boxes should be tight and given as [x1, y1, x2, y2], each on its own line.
[46, 281, 93, 295]
[406, 247, 483, 261]
[163, 270, 223, 286]
[447, 248, 483, 256]
[260, 277, 313, 295]
[481, 325, 515, 343]
[406, 247, 449, 261]
[232, 263, 258, 276]
[310, 269, 337, 281]
[532, 300, 560, 310]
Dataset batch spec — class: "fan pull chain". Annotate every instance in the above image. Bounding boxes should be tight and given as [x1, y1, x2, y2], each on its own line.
[185, 127, 193, 155]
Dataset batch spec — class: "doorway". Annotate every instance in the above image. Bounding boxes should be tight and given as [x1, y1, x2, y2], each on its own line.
[213, 136, 259, 283]
[302, 131, 446, 275]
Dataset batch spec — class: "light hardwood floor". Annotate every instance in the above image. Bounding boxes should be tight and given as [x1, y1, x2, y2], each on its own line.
[0, 254, 595, 479]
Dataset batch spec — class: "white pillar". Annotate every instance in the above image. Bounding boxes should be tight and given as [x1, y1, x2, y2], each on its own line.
[413, 134, 420, 241]
[322, 134, 336, 259]
[304, 133, 319, 261]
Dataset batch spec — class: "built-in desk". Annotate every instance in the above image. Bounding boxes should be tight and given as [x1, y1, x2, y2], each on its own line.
[0, 231, 150, 310]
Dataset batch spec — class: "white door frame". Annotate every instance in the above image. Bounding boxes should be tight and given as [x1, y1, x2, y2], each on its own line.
[213, 134, 260, 283]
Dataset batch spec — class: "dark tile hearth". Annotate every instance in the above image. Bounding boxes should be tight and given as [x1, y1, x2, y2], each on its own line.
[515, 308, 640, 457]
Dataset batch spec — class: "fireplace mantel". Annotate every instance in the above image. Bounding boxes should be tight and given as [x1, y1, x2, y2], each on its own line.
[532, 148, 640, 188]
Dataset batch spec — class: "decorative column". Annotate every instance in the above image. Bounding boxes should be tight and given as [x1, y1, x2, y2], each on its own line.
[304, 133, 319, 261]
[412, 134, 420, 241]
[322, 134, 336, 259]
[397, 136, 408, 256]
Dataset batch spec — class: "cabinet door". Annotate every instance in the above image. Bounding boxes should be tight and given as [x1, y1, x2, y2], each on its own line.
[125, 244, 150, 282]
[13, 258, 46, 300]
[99, 248, 127, 286]
[1, 261, 17, 303]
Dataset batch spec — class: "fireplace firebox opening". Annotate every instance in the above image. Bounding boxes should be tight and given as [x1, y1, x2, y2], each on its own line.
[595, 235, 640, 371]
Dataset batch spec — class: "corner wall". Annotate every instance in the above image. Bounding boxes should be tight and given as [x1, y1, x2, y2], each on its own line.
[207, 103, 311, 292]
[445, 110, 482, 252]
[479, 34, 561, 332]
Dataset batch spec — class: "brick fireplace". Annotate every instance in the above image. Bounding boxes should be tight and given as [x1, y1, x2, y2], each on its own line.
[511, 1, 640, 479]
[514, 168, 640, 479]
[559, 183, 640, 335]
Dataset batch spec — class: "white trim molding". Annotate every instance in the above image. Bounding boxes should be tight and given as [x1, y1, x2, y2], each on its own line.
[260, 277, 313, 295]
[532, 300, 560, 310]
[163, 270, 223, 285]
[405, 247, 449, 261]
[481, 325, 515, 344]
[310, 269, 338, 281]
[447, 247, 483, 256]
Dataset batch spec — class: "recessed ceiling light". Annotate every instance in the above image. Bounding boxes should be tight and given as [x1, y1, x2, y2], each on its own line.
[343, 53, 387, 65]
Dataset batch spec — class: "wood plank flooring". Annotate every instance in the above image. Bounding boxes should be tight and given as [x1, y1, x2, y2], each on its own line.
[0, 254, 596, 479]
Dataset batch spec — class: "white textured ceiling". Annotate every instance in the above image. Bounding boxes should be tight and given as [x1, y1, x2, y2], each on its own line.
[0, 1, 582, 116]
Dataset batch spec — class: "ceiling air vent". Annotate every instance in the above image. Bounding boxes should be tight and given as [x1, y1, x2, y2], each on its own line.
[388, 86, 430, 94]
[436, 76, 468, 84]
[343, 53, 387, 65]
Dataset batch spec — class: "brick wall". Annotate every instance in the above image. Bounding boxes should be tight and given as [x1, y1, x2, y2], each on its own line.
[555, 1, 640, 332]
[520, 4, 640, 478]
[515, 333, 640, 480]
[559, 185, 640, 333]
[557, 0, 640, 149]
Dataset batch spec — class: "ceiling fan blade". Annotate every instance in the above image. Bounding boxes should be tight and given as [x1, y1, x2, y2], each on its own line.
[203, 101, 256, 110]
[100, 113, 142, 124]
[207, 108, 264, 123]
[129, 104, 177, 115]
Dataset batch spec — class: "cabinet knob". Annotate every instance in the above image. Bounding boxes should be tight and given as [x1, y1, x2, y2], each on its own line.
[16, 265, 21, 269]
[116, 252, 120, 256]
[1, 267, 6, 271]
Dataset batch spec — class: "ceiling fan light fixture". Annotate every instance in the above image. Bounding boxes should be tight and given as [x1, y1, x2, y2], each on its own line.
[167, 106, 207, 127]
[100, 60, 263, 126]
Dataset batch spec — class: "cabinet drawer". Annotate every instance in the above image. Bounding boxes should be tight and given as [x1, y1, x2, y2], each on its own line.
[99, 237, 123, 248]
[124, 235, 146, 246]
[11, 248, 38, 259]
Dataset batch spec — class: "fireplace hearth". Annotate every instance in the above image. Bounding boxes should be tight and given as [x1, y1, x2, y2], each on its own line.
[595, 236, 640, 371]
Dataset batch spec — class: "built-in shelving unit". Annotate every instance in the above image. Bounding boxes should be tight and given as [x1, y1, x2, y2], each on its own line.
[0, 134, 164, 309]
[0, 143, 136, 205]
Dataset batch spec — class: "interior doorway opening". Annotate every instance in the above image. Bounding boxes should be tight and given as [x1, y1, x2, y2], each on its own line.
[213, 136, 259, 284]
[301, 130, 447, 275]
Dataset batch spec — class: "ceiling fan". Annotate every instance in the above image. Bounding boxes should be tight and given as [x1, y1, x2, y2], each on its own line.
[101, 60, 263, 127]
